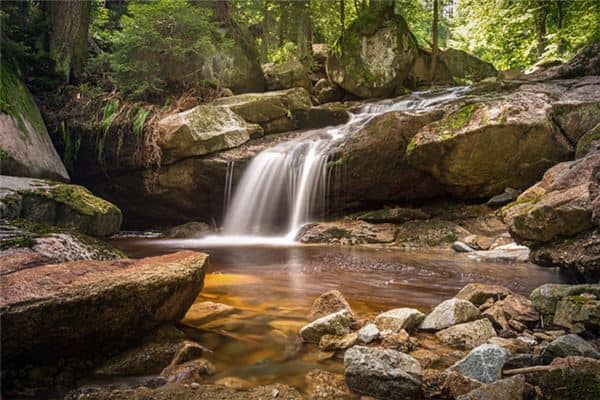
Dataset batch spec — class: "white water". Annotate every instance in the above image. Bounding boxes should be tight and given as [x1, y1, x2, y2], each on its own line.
[199, 87, 468, 246]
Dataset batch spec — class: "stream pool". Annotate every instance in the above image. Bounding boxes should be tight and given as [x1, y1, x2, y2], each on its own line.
[106, 238, 565, 392]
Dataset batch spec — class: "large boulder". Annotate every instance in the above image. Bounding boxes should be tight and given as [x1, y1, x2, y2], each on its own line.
[344, 345, 422, 400]
[326, 6, 419, 98]
[406, 83, 573, 198]
[296, 219, 397, 244]
[0, 64, 69, 182]
[0, 176, 122, 236]
[263, 60, 312, 92]
[502, 145, 599, 281]
[552, 42, 600, 79]
[1, 251, 208, 366]
[156, 105, 263, 164]
[438, 48, 497, 82]
[212, 87, 313, 134]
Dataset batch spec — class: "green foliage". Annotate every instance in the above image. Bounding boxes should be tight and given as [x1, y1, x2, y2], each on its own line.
[270, 41, 299, 64]
[132, 106, 151, 137]
[97, 99, 119, 162]
[59, 121, 81, 172]
[110, 0, 221, 100]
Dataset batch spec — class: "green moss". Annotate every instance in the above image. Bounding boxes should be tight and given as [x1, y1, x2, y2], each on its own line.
[0, 62, 46, 139]
[406, 137, 417, 155]
[446, 103, 479, 131]
[33, 183, 118, 216]
[0, 148, 8, 160]
[576, 126, 600, 157]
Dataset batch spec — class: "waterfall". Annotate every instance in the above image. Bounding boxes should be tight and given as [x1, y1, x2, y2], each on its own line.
[204, 87, 468, 244]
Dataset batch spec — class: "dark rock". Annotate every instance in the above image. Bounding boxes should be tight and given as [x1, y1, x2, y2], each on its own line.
[449, 344, 510, 383]
[456, 374, 526, 400]
[163, 222, 212, 238]
[421, 369, 482, 399]
[541, 334, 600, 363]
[455, 283, 512, 307]
[296, 220, 397, 244]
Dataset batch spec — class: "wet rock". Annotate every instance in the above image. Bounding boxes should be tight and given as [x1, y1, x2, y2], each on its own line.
[160, 358, 215, 383]
[326, 6, 419, 98]
[299, 310, 353, 343]
[420, 299, 482, 331]
[296, 220, 397, 245]
[0, 65, 69, 182]
[354, 207, 430, 224]
[504, 353, 541, 370]
[163, 222, 212, 238]
[344, 345, 422, 400]
[456, 374, 526, 400]
[449, 344, 510, 383]
[452, 241, 475, 253]
[462, 235, 494, 251]
[1, 251, 208, 365]
[95, 340, 204, 376]
[305, 369, 351, 400]
[455, 283, 512, 307]
[541, 334, 600, 363]
[421, 369, 482, 399]
[182, 301, 236, 325]
[214, 376, 253, 390]
[467, 244, 530, 263]
[395, 219, 470, 249]
[318, 332, 358, 351]
[374, 308, 425, 333]
[0, 176, 122, 237]
[263, 60, 312, 92]
[310, 289, 353, 320]
[506, 356, 600, 400]
[436, 319, 497, 350]
[313, 79, 343, 104]
[358, 323, 380, 344]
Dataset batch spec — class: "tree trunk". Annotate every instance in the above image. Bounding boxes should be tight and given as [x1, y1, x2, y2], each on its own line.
[47, 0, 91, 83]
[430, 0, 439, 82]
[261, 0, 272, 63]
[340, 0, 345, 40]
[533, 0, 550, 58]
[278, 1, 290, 46]
[296, 0, 312, 62]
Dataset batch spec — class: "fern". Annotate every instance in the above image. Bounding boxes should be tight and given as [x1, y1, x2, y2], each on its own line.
[132, 106, 151, 137]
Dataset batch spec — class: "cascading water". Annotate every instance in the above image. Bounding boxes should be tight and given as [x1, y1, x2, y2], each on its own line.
[202, 87, 468, 245]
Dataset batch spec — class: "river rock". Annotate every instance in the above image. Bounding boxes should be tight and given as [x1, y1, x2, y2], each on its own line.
[455, 283, 512, 306]
[310, 289, 353, 320]
[0, 176, 122, 237]
[462, 234, 494, 251]
[182, 301, 236, 325]
[508, 356, 600, 400]
[380, 329, 417, 352]
[160, 358, 215, 383]
[419, 299, 481, 331]
[374, 308, 425, 333]
[0, 64, 69, 182]
[436, 319, 497, 350]
[296, 220, 397, 244]
[1, 251, 208, 366]
[299, 310, 353, 343]
[456, 375, 526, 400]
[213, 87, 313, 134]
[306, 369, 351, 400]
[156, 104, 263, 164]
[452, 241, 475, 253]
[575, 122, 600, 158]
[263, 60, 312, 92]
[313, 78, 343, 104]
[421, 369, 482, 399]
[449, 344, 510, 383]
[529, 283, 600, 329]
[395, 218, 470, 249]
[486, 187, 521, 207]
[213, 376, 253, 390]
[344, 345, 422, 400]
[326, 6, 418, 99]
[319, 332, 358, 351]
[358, 323, 380, 343]
[541, 334, 600, 363]
[163, 221, 212, 238]
[354, 207, 430, 224]
[553, 291, 600, 333]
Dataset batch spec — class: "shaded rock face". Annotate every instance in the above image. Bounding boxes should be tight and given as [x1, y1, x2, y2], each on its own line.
[553, 42, 600, 79]
[405, 48, 453, 88]
[449, 344, 510, 383]
[502, 145, 599, 281]
[263, 60, 312, 92]
[0, 251, 208, 366]
[314, 78, 343, 104]
[344, 345, 422, 400]
[421, 369, 482, 399]
[439, 49, 497, 82]
[541, 334, 600, 363]
[456, 375, 525, 400]
[0, 65, 69, 182]
[0, 176, 122, 237]
[326, 7, 419, 98]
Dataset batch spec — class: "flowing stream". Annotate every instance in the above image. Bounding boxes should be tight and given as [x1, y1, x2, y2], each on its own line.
[201, 87, 469, 245]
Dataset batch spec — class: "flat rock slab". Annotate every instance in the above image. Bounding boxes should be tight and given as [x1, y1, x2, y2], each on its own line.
[1, 251, 208, 365]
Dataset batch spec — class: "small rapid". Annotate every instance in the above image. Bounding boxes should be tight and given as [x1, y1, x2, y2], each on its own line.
[200, 87, 468, 245]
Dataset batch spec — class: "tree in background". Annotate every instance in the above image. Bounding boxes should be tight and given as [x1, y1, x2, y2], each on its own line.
[430, 0, 439, 81]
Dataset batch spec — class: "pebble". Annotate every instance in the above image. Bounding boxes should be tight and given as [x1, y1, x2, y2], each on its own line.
[190, 382, 200, 389]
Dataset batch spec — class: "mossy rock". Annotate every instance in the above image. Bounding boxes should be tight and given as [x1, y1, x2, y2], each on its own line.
[326, 6, 419, 98]
[0, 63, 69, 181]
[575, 123, 600, 158]
[0, 176, 122, 237]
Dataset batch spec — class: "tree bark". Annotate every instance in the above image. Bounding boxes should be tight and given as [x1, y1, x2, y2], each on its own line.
[430, 0, 439, 82]
[278, 1, 290, 46]
[533, 0, 551, 58]
[340, 0, 345, 40]
[296, 0, 312, 62]
[47, 0, 91, 83]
